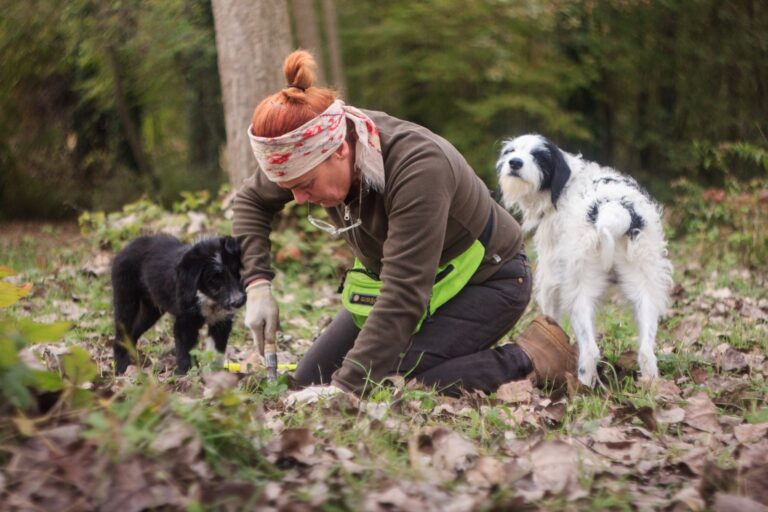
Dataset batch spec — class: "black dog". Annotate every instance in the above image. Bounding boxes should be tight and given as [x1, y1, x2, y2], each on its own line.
[111, 235, 246, 375]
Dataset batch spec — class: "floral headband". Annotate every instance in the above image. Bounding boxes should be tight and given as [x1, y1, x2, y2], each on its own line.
[247, 100, 385, 192]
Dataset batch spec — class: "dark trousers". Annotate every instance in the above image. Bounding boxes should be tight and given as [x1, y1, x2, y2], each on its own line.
[294, 252, 534, 395]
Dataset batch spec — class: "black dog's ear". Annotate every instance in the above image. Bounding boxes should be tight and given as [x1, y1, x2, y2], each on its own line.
[545, 141, 571, 207]
[177, 249, 203, 313]
[221, 236, 240, 257]
[221, 236, 242, 269]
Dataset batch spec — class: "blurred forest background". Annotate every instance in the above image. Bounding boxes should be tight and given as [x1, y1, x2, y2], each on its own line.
[1, 0, 766, 219]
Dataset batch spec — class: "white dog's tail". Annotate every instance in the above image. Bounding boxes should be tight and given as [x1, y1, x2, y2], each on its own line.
[593, 201, 631, 271]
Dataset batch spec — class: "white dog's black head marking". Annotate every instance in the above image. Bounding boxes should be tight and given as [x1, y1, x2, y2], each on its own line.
[497, 134, 572, 207]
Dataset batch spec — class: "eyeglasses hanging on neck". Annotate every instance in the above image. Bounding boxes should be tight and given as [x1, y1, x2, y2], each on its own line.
[307, 178, 363, 238]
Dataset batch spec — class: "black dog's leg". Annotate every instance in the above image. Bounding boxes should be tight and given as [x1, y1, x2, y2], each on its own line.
[128, 300, 162, 366]
[131, 300, 162, 340]
[208, 319, 233, 354]
[173, 316, 204, 374]
[113, 279, 140, 375]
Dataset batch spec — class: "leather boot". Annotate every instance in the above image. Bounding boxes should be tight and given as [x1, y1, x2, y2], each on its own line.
[516, 315, 578, 387]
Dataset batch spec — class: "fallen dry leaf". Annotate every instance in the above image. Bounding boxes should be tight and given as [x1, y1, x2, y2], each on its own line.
[672, 486, 706, 511]
[690, 367, 710, 385]
[715, 343, 749, 373]
[363, 485, 423, 512]
[464, 456, 504, 488]
[591, 440, 644, 465]
[428, 428, 478, 476]
[734, 423, 768, 444]
[39, 424, 82, 448]
[496, 379, 533, 404]
[745, 351, 766, 372]
[684, 392, 722, 433]
[671, 445, 709, 476]
[100, 457, 184, 512]
[199, 481, 258, 509]
[267, 428, 318, 467]
[540, 402, 567, 423]
[408, 427, 477, 481]
[713, 493, 768, 512]
[201, 371, 238, 398]
[82, 251, 112, 277]
[654, 378, 682, 401]
[519, 440, 587, 502]
[51, 299, 86, 321]
[742, 464, 768, 506]
[592, 426, 628, 443]
[149, 420, 196, 453]
[673, 314, 706, 346]
[657, 406, 686, 424]
[737, 440, 768, 469]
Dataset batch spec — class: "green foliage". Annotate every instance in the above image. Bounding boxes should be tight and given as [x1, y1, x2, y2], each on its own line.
[0, 268, 70, 410]
[173, 190, 212, 214]
[339, 0, 591, 183]
[339, 0, 768, 195]
[0, 0, 225, 218]
[61, 346, 98, 386]
[78, 197, 166, 250]
[689, 140, 768, 180]
[0, 273, 31, 308]
[669, 177, 768, 267]
[3, 0, 766, 216]
[78, 185, 235, 250]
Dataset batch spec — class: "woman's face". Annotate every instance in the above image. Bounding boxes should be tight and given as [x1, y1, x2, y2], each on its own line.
[279, 140, 354, 207]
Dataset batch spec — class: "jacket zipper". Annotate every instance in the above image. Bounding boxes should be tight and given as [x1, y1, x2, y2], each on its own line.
[348, 198, 361, 250]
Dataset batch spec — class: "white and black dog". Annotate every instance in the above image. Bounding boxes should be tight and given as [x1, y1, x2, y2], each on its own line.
[111, 235, 246, 375]
[497, 134, 673, 386]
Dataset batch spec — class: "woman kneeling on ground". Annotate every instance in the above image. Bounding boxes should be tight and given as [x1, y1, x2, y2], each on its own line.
[234, 50, 577, 402]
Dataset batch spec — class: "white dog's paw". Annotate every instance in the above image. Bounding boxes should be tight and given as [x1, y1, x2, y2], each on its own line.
[638, 347, 659, 380]
[577, 350, 600, 387]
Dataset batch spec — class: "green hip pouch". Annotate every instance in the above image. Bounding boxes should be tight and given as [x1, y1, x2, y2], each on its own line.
[340, 216, 493, 331]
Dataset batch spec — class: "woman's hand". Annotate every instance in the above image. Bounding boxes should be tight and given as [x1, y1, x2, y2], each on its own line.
[285, 385, 345, 406]
[245, 280, 279, 356]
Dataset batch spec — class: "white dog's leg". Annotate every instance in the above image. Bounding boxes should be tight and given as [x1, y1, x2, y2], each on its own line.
[635, 298, 659, 380]
[534, 257, 564, 321]
[570, 296, 601, 387]
[619, 258, 671, 382]
[536, 281, 562, 321]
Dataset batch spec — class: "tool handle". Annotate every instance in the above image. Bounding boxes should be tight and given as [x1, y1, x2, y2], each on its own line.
[265, 342, 278, 381]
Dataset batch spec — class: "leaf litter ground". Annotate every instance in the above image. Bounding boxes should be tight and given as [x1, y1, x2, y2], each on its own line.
[0, 212, 766, 511]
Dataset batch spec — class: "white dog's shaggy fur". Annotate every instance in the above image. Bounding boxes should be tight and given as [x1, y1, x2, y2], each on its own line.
[497, 134, 673, 386]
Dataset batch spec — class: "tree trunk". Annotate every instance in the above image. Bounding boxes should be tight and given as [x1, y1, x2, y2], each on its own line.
[291, 0, 326, 84]
[321, 0, 346, 96]
[212, 0, 292, 186]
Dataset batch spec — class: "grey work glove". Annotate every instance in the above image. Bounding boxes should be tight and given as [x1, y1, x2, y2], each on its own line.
[284, 385, 345, 407]
[245, 280, 279, 357]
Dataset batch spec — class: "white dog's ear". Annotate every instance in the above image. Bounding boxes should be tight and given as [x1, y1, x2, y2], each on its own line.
[545, 141, 571, 207]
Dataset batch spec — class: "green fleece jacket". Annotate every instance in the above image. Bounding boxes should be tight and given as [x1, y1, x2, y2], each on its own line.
[233, 109, 523, 393]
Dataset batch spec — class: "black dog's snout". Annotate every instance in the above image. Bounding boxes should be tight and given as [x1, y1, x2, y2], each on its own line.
[508, 157, 523, 171]
[228, 293, 246, 309]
